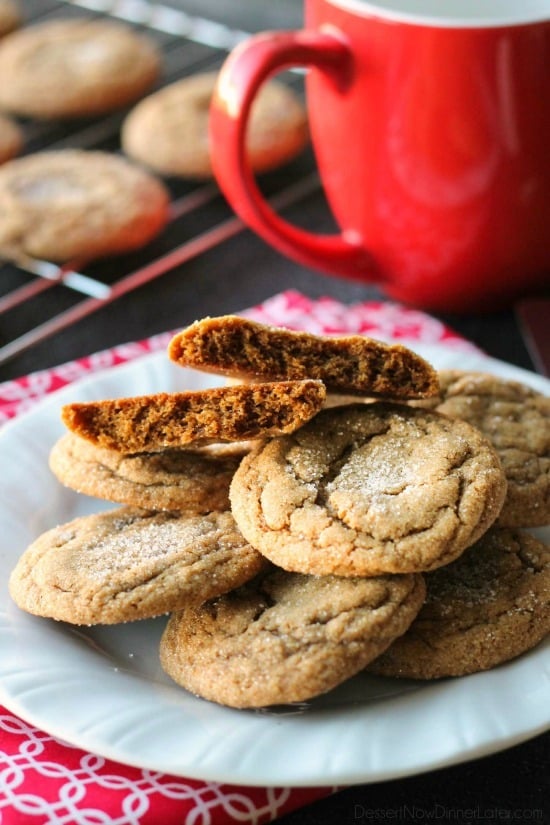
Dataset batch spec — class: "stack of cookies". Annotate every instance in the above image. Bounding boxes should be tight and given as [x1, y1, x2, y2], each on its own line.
[9, 316, 550, 708]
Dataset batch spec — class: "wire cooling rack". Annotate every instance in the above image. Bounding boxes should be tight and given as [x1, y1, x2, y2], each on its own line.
[0, 0, 318, 368]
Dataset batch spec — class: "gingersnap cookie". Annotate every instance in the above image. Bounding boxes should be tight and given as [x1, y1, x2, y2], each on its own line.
[417, 371, 549, 528]
[168, 315, 439, 400]
[49, 432, 249, 512]
[367, 527, 550, 679]
[0, 149, 169, 263]
[121, 72, 309, 179]
[160, 565, 425, 707]
[60, 379, 326, 454]
[9, 507, 264, 625]
[0, 0, 20, 38]
[0, 113, 22, 164]
[0, 18, 161, 118]
[230, 403, 507, 577]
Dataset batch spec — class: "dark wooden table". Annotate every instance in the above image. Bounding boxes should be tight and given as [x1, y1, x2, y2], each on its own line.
[0, 2, 548, 822]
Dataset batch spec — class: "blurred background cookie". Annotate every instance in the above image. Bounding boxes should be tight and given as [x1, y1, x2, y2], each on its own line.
[121, 71, 309, 178]
[0, 17, 161, 118]
[0, 149, 169, 262]
[0, 113, 22, 164]
[0, 0, 20, 38]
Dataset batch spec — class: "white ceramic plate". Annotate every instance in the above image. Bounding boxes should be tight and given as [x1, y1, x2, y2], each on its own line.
[0, 344, 548, 787]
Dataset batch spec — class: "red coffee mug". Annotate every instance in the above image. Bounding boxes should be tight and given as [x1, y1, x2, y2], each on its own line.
[210, 0, 550, 312]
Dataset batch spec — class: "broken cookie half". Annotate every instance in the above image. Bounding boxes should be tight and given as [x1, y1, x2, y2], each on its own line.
[168, 315, 440, 400]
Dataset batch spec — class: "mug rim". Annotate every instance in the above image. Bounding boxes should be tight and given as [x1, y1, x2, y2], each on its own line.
[326, 0, 550, 28]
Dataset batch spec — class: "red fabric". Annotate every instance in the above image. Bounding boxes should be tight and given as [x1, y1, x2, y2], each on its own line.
[0, 291, 476, 824]
[0, 710, 331, 824]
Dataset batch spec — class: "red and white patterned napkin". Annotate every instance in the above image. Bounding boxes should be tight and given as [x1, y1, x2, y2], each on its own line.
[0, 291, 478, 825]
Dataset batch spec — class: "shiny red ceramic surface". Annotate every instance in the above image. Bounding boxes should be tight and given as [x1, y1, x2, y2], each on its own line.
[209, 0, 550, 311]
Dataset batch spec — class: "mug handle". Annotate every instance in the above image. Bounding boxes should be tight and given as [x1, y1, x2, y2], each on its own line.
[209, 30, 379, 280]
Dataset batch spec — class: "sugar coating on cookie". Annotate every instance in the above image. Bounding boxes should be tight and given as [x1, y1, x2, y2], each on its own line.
[230, 403, 507, 577]
[168, 315, 440, 399]
[0, 149, 169, 262]
[0, 113, 22, 164]
[49, 432, 249, 512]
[9, 507, 264, 625]
[121, 72, 309, 178]
[160, 565, 426, 707]
[420, 370, 549, 528]
[0, 18, 161, 118]
[60, 380, 327, 454]
[368, 527, 550, 679]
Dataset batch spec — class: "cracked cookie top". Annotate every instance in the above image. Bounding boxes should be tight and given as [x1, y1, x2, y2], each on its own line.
[9, 507, 264, 625]
[230, 403, 507, 576]
[418, 370, 549, 528]
[368, 527, 550, 679]
[160, 564, 426, 707]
